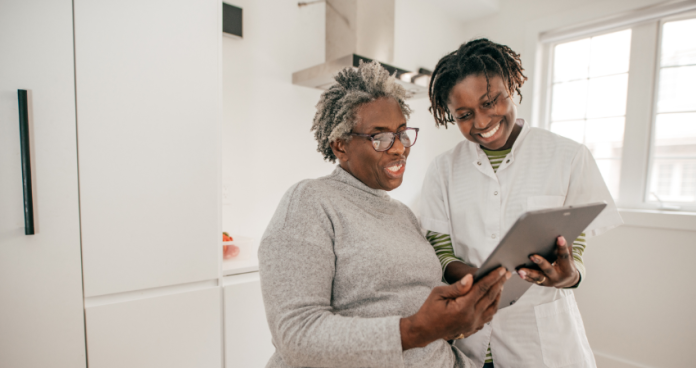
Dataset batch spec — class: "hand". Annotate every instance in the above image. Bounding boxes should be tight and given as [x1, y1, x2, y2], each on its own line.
[517, 236, 579, 288]
[443, 261, 479, 285]
[400, 267, 511, 350]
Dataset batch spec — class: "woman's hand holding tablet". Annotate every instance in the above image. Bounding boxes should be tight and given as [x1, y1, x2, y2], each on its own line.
[517, 236, 581, 288]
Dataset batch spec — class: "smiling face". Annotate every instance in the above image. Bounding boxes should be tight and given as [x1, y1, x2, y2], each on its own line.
[447, 74, 520, 150]
[330, 97, 409, 191]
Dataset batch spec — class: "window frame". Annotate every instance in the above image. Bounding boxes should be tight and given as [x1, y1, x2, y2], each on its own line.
[537, 8, 696, 213]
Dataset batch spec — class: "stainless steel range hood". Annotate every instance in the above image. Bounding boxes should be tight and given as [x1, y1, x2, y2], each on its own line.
[293, 0, 431, 98]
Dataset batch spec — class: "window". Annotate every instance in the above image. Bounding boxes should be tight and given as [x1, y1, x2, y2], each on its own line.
[683, 163, 696, 198]
[549, 30, 631, 198]
[647, 18, 696, 205]
[539, 5, 696, 211]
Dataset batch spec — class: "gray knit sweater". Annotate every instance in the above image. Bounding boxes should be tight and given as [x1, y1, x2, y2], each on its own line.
[258, 166, 473, 368]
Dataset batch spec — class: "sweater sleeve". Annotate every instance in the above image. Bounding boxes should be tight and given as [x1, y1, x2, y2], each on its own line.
[258, 183, 405, 368]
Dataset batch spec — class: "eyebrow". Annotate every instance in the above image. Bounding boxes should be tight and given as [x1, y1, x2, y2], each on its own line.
[454, 91, 501, 112]
[370, 122, 407, 133]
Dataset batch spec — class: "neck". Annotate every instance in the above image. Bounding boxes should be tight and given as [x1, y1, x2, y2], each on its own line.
[488, 119, 522, 151]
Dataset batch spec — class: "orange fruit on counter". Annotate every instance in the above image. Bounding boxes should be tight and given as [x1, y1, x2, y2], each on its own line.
[223, 244, 240, 259]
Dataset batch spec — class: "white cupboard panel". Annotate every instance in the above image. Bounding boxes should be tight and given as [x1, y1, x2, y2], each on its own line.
[224, 273, 275, 368]
[74, 0, 221, 297]
[86, 287, 222, 368]
[0, 0, 86, 367]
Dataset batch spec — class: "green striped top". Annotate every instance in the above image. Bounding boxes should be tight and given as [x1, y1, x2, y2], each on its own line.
[426, 147, 587, 364]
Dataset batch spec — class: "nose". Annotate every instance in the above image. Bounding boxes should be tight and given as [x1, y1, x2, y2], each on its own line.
[387, 135, 406, 155]
[473, 112, 491, 130]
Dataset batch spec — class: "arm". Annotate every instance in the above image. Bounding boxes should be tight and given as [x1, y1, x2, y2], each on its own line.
[425, 230, 478, 285]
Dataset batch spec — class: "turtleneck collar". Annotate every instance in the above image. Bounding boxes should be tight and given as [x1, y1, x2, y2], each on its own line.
[329, 165, 391, 200]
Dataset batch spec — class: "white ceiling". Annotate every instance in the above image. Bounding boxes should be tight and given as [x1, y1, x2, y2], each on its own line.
[428, 0, 500, 22]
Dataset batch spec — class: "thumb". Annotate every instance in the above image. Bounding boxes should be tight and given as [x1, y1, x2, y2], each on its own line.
[440, 274, 473, 299]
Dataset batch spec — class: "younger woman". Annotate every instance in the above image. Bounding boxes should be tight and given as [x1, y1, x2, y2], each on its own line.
[420, 39, 623, 368]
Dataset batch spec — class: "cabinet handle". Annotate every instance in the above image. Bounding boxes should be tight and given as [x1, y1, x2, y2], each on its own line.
[18, 89, 34, 235]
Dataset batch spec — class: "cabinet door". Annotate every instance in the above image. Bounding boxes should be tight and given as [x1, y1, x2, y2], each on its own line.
[0, 1, 86, 367]
[224, 273, 275, 368]
[73, 0, 221, 297]
[85, 286, 222, 368]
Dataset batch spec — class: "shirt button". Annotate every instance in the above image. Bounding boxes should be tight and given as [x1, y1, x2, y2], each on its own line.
[477, 161, 482, 165]
[506, 159, 510, 163]
[494, 191, 498, 195]
[491, 234, 496, 239]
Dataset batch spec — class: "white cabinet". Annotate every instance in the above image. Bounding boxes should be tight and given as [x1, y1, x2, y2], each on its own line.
[74, 0, 222, 297]
[224, 273, 275, 368]
[85, 286, 222, 368]
[1, 1, 273, 366]
[0, 1, 86, 367]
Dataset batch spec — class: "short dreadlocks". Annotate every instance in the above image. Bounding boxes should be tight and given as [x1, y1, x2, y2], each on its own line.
[428, 38, 527, 127]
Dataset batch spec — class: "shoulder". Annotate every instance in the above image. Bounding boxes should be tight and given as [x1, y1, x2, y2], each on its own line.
[527, 127, 581, 148]
[280, 174, 340, 209]
[269, 176, 337, 225]
[524, 127, 584, 159]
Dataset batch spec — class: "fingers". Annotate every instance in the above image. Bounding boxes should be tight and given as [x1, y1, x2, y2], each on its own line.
[482, 288, 502, 323]
[474, 271, 508, 312]
[517, 267, 550, 286]
[529, 252, 556, 281]
[555, 236, 573, 267]
[460, 267, 506, 302]
[438, 274, 474, 300]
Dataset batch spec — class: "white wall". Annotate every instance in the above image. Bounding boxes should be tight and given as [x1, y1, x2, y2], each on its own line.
[222, 0, 330, 239]
[222, 0, 474, 238]
[576, 217, 696, 368]
[451, 1, 696, 367]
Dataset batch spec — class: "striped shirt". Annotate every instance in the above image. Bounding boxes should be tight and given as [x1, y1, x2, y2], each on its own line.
[426, 147, 587, 364]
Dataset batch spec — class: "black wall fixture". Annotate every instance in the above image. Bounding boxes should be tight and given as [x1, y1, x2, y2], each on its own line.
[223, 3, 242, 38]
[17, 89, 34, 235]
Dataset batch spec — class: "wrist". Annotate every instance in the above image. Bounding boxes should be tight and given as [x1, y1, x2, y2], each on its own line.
[558, 270, 581, 288]
[444, 261, 474, 285]
[399, 316, 430, 351]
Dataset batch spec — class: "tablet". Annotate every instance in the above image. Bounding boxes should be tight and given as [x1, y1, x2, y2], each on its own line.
[473, 202, 607, 309]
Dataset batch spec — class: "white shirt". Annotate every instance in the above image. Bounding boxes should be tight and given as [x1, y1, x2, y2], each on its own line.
[419, 119, 622, 368]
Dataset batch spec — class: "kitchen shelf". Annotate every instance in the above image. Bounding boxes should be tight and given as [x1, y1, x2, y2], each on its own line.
[222, 236, 259, 276]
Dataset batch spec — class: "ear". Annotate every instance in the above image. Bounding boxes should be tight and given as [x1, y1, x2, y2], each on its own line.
[330, 139, 349, 163]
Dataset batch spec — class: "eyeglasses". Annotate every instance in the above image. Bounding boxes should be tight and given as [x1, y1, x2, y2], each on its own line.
[349, 127, 419, 152]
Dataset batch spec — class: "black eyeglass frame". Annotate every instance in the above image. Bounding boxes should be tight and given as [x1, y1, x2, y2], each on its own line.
[349, 127, 420, 152]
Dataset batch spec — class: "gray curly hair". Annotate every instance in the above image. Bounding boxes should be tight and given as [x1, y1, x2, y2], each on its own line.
[311, 60, 412, 163]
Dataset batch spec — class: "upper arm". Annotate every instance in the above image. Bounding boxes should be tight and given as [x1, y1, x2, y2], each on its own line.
[420, 159, 451, 234]
[565, 145, 623, 237]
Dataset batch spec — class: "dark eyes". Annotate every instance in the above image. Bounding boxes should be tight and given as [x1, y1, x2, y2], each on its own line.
[455, 97, 498, 120]
[482, 96, 499, 108]
[456, 113, 471, 120]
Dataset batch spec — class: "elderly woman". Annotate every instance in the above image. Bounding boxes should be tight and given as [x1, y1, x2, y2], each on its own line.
[258, 61, 511, 368]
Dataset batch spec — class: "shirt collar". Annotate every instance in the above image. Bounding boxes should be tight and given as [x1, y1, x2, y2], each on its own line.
[329, 165, 390, 199]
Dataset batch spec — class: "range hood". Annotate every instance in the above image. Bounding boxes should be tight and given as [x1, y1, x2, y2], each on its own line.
[293, 0, 431, 98]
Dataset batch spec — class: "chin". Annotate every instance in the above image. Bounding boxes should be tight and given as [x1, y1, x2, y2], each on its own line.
[384, 179, 402, 191]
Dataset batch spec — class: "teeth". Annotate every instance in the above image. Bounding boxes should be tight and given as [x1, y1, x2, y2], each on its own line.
[480, 123, 500, 138]
[386, 164, 402, 172]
